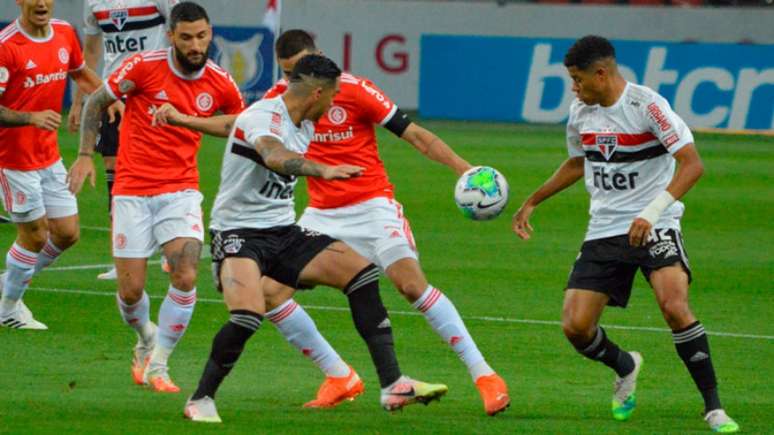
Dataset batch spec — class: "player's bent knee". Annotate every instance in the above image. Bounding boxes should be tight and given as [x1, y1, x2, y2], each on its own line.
[170, 269, 198, 291]
[659, 297, 694, 328]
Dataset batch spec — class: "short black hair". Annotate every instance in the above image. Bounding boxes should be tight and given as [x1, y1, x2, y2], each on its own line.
[289, 54, 341, 84]
[169, 1, 210, 30]
[564, 35, 616, 71]
[276, 29, 317, 60]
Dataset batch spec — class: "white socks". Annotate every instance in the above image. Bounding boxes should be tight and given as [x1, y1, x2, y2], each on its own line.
[267, 299, 350, 378]
[156, 285, 196, 349]
[0, 244, 38, 316]
[34, 240, 62, 273]
[413, 285, 494, 381]
[116, 291, 154, 343]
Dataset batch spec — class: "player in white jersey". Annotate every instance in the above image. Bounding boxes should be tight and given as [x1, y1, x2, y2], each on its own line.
[182, 55, 447, 423]
[512, 36, 738, 433]
[71, 0, 178, 280]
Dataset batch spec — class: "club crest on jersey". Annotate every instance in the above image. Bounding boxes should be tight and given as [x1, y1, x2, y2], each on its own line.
[196, 92, 214, 111]
[58, 48, 69, 65]
[327, 106, 347, 125]
[596, 135, 618, 161]
[110, 9, 129, 31]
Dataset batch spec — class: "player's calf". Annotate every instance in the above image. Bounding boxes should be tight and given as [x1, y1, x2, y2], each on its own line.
[190, 310, 263, 402]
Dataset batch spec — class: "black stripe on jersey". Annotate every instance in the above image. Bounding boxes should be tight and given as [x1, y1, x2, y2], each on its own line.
[230, 143, 295, 183]
[98, 16, 165, 33]
[585, 145, 667, 163]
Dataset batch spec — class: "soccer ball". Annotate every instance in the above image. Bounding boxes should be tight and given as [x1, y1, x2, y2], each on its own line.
[454, 166, 509, 220]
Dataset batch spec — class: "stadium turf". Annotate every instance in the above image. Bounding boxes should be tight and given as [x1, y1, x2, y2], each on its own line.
[1, 120, 771, 434]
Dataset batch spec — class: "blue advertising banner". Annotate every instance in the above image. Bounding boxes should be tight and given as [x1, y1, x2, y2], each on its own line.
[210, 25, 276, 103]
[420, 36, 774, 131]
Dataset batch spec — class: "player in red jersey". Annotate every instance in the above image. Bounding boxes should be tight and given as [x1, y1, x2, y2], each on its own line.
[68, 1, 244, 393]
[158, 29, 510, 415]
[0, 0, 102, 330]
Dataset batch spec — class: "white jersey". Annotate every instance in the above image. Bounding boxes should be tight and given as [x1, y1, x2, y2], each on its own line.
[83, 0, 178, 78]
[210, 96, 316, 231]
[566, 82, 695, 241]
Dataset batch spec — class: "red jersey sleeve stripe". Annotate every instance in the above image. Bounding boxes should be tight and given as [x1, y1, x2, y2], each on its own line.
[94, 6, 160, 20]
[581, 132, 658, 146]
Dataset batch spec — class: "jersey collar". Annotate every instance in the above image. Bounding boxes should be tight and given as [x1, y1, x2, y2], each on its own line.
[166, 48, 206, 81]
[15, 18, 54, 43]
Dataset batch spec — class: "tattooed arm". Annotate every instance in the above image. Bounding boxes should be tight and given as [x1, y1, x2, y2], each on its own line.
[254, 135, 364, 179]
[0, 90, 61, 129]
[67, 85, 119, 194]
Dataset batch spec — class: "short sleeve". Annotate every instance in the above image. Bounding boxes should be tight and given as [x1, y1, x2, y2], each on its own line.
[242, 108, 284, 146]
[645, 96, 694, 155]
[155, 0, 181, 22]
[68, 28, 86, 71]
[219, 73, 245, 115]
[105, 53, 145, 99]
[355, 78, 397, 125]
[0, 45, 15, 94]
[262, 79, 286, 100]
[566, 101, 584, 158]
[82, 3, 101, 36]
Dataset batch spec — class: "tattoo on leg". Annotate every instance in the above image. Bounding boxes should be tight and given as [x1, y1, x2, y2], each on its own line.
[166, 241, 202, 273]
[221, 275, 248, 289]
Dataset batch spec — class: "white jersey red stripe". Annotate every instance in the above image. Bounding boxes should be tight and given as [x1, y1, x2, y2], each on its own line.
[566, 82, 695, 241]
[83, 0, 177, 77]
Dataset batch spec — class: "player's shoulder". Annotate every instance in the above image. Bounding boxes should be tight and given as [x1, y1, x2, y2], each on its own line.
[205, 59, 238, 84]
[139, 48, 168, 62]
[567, 97, 592, 122]
[0, 21, 20, 44]
[50, 18, 75, 30]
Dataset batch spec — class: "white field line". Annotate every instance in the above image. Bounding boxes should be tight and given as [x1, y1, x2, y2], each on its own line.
[79, 225, 112, 232]
[40, 250, 212, 272]
[26, 286, 774, 341]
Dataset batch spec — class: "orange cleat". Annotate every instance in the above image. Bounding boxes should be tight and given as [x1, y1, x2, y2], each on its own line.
[475, 373, 510, 416]
[304, 366, 365, 408]
[131, 355, 150, 386]
[144, 366, 181, 393]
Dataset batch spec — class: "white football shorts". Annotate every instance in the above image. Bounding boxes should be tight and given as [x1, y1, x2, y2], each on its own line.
[0, 160, 78, 223]
[112, 189, 204, 258]
[297, 196, 418, 270]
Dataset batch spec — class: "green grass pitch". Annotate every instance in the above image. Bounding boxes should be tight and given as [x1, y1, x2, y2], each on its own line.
[1, 119, 772, 434]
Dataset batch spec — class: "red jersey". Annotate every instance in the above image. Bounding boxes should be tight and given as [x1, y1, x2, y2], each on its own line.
[0, 19, 85, 170]
[264, 73, 399, 209]
[106, 48, 244, 196]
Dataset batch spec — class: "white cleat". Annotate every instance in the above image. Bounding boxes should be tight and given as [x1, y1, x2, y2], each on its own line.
[97, 267, 117, 280]
[184, 396, 222, 423]
[705, 409, 740, 433]
[1, 300, 48, 330]
[380, 375, 448, 411]
[612, 351, 643, 421]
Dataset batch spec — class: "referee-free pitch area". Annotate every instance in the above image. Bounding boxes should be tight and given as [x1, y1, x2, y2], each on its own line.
[1, 120, 772, 434]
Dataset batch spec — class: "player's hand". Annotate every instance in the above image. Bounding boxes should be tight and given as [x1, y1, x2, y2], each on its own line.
[152, 103, 184, 127]
[67, 156, 96, 195]
[512, 203, 535, 240]
[322, 164, 364, 180]
[30, 110, 62, 131]
[67, 103, 82, 132]
[628, 217, 652, 247]
[107, 100, 125, 124]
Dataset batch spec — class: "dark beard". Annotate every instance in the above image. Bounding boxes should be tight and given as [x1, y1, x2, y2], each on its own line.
[174, 45, 209, 74]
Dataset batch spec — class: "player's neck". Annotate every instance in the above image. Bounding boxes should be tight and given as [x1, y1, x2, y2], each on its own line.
[281, 94, 305, 127]
[599, 76, 627, 107]
[18, 17, 51, 39]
